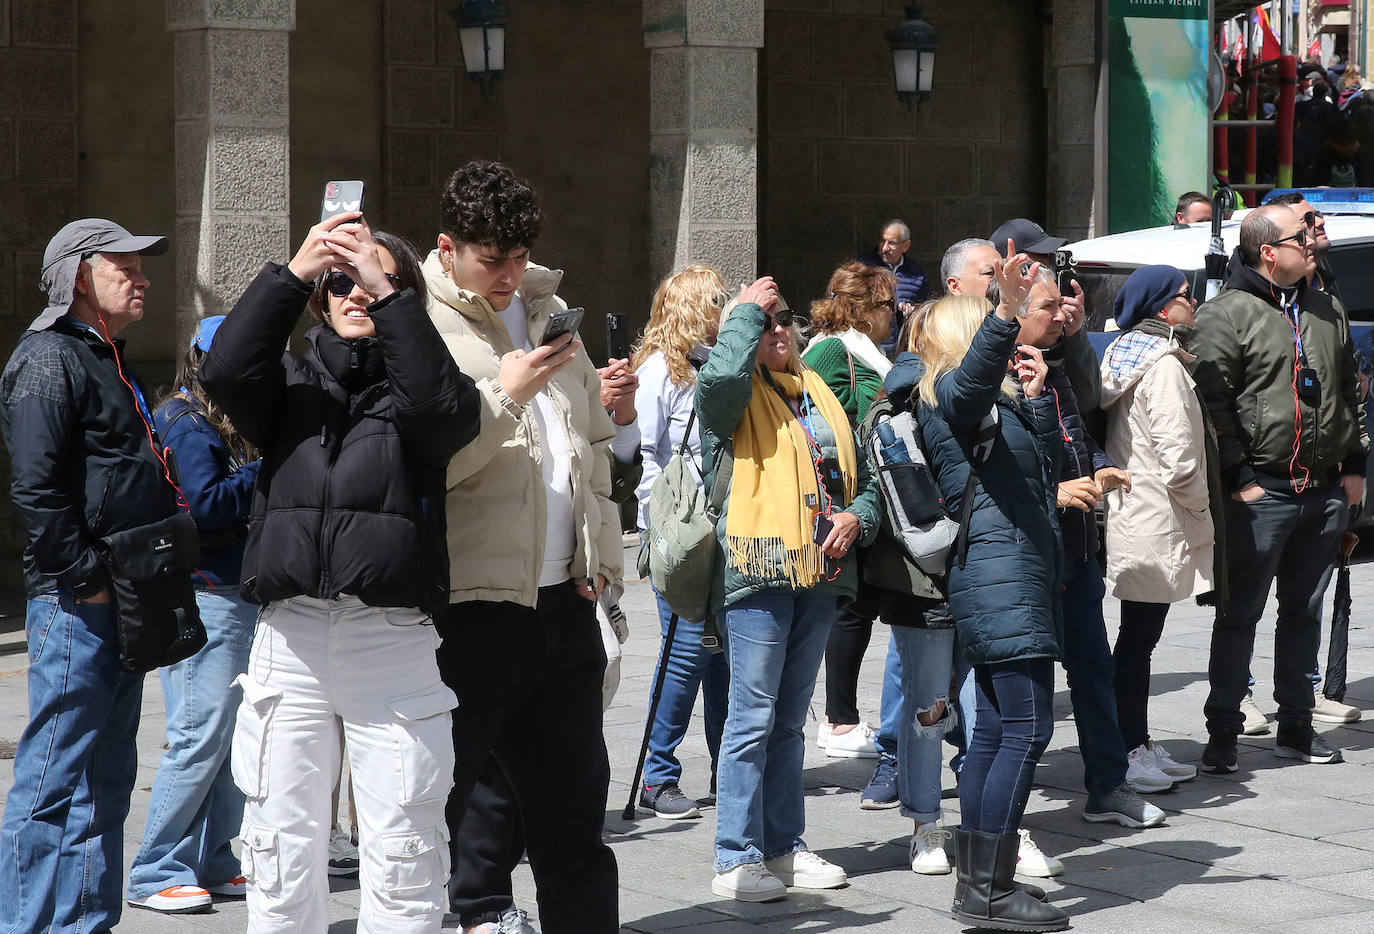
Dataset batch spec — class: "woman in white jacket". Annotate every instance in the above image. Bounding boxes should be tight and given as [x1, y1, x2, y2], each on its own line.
[632, 264, 731, 820]
[1100, 264, 1214, 787]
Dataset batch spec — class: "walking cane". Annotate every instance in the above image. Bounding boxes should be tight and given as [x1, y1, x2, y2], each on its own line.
[623, 611, 681, 820]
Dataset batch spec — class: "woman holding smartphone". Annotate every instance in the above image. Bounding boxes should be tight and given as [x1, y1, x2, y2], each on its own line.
[200, 212, 479, 933]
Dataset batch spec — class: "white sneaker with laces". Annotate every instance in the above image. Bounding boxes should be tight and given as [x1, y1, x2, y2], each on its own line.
[1125, 745, 1177, 794]
[765, 850, 847, 889]
[1015, 828, 1063, 878]
[327, 827, 360, 877]
[909, 822, 951, 875]
[711, 862, 786, 902]
[1145, 741, 1197, 781]
[823, 721, 879, 759]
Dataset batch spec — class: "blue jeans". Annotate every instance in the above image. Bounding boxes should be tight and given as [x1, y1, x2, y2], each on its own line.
[127, 589, 256, 898]
[875, 633, 902, 757]
[1059, 556, 1128, 796]
[960, 659, 1055, 835]
[714, 589, 836, 872]
[643, 592, 728, 788]
[0, 592, 143, 934]
[1206, 483, 1345, 736]
[891, 626, 956, 823]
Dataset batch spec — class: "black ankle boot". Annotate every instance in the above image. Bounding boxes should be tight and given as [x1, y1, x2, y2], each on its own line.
[952, 830, 1047, 903]
[951, 830, 1068, 932]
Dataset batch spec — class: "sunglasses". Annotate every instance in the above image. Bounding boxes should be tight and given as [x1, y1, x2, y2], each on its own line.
[1268, 229, 1309, 248]
[873, 298, 896, 310]
[764, 310, 806, 329]
[323, 270, 402, 298]
[1303, 210, 1325, 227]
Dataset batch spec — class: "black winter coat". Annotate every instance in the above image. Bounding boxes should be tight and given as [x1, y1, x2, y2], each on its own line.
[200, 263, 480, 620]
[0, 317, 180, 598]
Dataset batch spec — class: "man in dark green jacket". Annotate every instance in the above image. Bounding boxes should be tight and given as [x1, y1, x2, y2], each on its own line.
[1192, 203, 1369, 773]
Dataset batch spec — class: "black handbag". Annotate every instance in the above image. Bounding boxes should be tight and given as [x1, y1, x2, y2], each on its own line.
[98, 512, 206, 672]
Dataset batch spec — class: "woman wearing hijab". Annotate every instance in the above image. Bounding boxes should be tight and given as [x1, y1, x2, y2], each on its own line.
[1100, 264, 1220, 790]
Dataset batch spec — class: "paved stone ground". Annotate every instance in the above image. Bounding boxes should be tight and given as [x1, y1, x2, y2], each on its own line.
[0, 542, 1372, 933]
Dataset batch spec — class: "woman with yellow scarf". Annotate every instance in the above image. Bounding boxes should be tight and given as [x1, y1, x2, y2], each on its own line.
[695, 277, 881, 903]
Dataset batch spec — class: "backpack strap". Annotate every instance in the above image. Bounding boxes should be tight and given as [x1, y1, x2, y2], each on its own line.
[677, 408, 698, 458]
[707, 441, 733, 521]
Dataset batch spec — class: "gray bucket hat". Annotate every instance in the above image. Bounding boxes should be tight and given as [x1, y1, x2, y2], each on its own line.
[31, 218, 168, 332]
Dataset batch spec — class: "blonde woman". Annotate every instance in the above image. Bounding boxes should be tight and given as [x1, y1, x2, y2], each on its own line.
[697, 277, 881, 902]
[884, 262, 1069, 931]
[632, 264, 730, 820]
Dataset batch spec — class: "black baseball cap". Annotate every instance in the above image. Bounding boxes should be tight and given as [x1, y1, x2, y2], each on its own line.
[990, 218, 1067, 256]
[33, 219, 168, 331]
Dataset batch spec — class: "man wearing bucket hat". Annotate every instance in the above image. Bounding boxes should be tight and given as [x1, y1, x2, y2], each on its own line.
[0, 219, 174, 932]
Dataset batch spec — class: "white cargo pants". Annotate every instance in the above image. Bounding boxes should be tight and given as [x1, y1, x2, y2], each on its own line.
[232, 596, 457, 934]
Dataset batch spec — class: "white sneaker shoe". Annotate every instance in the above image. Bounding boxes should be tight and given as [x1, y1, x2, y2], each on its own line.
[1312, 695, 1363, 724]
[1016, 828, 1063, 878]
[816, 720, 832, 750]
[327, 826, 360, 877]
[823, 722, 879, 759]
[711, 863, 786, 902]
[909, 822, 951, 875]
[128, 885, 213, 913]
[1145, 741, 1197, 781]
[1241, 695, 1270, 735]
[1126, 745, 1177, 794]
[765, 850, 847, 889]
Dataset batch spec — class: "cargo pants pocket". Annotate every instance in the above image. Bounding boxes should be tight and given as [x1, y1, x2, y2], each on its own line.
[386, 683, 458, 806]
[231, 673, 283, 800]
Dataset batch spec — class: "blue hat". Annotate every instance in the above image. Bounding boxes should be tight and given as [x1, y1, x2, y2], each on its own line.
[1113, 265, 1186, 332]
[192, 315, 226, 352]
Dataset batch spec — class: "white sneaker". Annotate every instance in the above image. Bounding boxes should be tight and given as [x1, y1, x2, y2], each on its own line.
[1125, 745, 1177, 794]
[909, 822, 951, 875]
[765, 850, 847, 889]
[1241, 695, 1270, 735]
[1145, 741, 1197, 781]
[327, 827, 360, 877]
[711, 863, 786, 902]
[1312, 695, 1363, 724]
[823, 722, 879, 759]
[816, 720, 832, 749]
[128, 885, 213, 913]
[1016, 828, 1064, 878]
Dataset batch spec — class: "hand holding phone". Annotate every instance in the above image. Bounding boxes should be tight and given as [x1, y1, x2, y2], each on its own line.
[540, 306, 586, 346]
[321, 180, 365, 223]
[605, 312, 632, 364]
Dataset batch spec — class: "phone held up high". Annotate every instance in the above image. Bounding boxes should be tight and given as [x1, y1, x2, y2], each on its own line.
[320, 180, 365, 223]
[1052, 248, 1076, 296]
[605, 312, 632, 364]
[539, 306, 586, 346]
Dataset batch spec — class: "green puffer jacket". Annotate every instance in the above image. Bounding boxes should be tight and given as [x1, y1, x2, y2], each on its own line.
[1192, 261, 1368, 493]
[696, 304, 882, 612]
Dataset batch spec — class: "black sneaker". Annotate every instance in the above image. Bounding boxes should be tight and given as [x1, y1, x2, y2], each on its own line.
[1201, 735, 1238, 773]
[640, 782, 701, 819]
[859, 753, 900, 809]
[1275, 725, 1344, 764]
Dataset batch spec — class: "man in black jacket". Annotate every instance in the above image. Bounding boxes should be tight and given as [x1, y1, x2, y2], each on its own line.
[0, 219, 172, 933]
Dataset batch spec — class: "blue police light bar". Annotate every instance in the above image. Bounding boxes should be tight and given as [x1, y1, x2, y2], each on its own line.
[1262, 188, 1374, 209]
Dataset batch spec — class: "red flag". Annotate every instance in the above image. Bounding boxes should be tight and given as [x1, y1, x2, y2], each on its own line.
[1307, 36, 1322, 61]
[1254, 6, 1281, 61]
[1232, 26, 1246, 62]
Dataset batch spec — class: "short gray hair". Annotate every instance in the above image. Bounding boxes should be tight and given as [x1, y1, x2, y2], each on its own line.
[940, 238, 997, 286]
[881, 219, 911, 242]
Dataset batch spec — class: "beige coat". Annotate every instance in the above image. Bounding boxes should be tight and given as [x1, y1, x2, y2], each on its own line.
[423, 251, 621, 608]
[1100, 334, 1214, 604]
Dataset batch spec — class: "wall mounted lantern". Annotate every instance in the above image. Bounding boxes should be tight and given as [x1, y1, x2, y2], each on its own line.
[449, 0, 509, 93]
[885, 5, 940, 110]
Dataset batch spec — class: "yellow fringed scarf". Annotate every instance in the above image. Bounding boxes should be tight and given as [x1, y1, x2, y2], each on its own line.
[725, 367, 858, 589]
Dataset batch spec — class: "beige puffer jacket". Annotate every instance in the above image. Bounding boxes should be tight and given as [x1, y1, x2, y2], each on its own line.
[423, 251, 621, 608]
[1100, 331, 1214, 604]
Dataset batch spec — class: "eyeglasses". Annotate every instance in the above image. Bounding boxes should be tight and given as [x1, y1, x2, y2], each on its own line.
[1268, 229, 1309, 248]
[872, 298, 896, 310]
[1172, 287, 1197, 305]
[1303, 210, 1325, 227]
[323, 270, 402, 298]
[764, 310, 806, 329]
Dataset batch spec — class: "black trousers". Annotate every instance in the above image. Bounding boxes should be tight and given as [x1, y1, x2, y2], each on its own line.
[1113, 600, 1170, 751]
[823, 574, 882, 724]
[436, 582, 618, 932]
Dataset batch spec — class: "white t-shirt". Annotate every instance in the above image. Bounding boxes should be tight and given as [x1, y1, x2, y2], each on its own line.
[499, 296, 575, 586]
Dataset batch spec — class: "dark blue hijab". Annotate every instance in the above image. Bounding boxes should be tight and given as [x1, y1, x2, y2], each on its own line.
[1112, 265, 1186, 332]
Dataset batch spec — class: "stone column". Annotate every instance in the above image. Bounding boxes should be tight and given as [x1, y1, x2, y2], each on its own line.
[1049, 0, 1098, 241]
[167, 0, 295, 347]
[644, 0, 764, 287]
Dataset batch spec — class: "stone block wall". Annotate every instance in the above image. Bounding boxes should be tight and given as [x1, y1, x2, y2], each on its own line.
[761, 0, 1049, 306]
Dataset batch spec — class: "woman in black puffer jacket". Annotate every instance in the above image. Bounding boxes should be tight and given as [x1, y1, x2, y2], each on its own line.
[200, 214, 479, 933]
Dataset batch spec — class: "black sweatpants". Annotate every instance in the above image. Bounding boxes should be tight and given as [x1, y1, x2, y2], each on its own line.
[436, 581, 618, 932]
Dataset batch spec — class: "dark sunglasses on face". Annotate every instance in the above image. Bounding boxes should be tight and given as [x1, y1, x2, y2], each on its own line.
[323, 270, 402, 298]
[1268, 228, 1309, 248]
[1303, 210, 1324, 227]
[764, 309, 806, 329]
[873, 298, 896, 310]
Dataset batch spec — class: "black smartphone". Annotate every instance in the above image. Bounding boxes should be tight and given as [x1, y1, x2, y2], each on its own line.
[812, 513, 834, 546]
[605, 312, 632, 363]
[539, 306, 585, 346]
[321, 180, 365, 223]
[1053, 248, 1076, 295]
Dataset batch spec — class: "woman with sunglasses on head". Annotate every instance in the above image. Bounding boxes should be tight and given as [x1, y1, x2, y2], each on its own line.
[697, 276, 881, 902]
[1100, 265, 1217, 787]
[631, 263, 731, 820]
[199, 212, 480, 933]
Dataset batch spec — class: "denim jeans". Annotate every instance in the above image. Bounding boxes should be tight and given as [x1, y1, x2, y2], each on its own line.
[891, 626, 956, 823]
[875, 633, 902, 757]
[959, 658, 1056, 835]
[127, 588, 256, 898]
[643, 591, 729, 788]
[0, 592, 143, 934]
[714, 589, 836, 872]
[1059, 556, 1128, 796]
[1113, 600, 1171, 751]
[1206, 483, 1345, 738]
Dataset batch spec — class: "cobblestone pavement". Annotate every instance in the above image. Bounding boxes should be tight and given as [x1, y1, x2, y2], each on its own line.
[0, 544, 1371, 933]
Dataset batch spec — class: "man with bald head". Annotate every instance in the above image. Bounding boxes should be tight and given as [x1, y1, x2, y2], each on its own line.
[1192, 202, 1368, 773]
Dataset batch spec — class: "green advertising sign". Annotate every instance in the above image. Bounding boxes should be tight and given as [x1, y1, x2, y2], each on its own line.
[1106, 0, 1212, 232]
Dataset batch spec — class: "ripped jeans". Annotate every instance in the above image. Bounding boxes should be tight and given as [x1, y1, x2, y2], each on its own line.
[890, 626, 956, 824]
[233, 597, 457, 934]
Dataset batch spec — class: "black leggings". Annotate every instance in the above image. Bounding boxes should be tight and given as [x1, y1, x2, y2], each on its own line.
[823, 576, 882, 724]
[1112, 600, 1170, 751]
